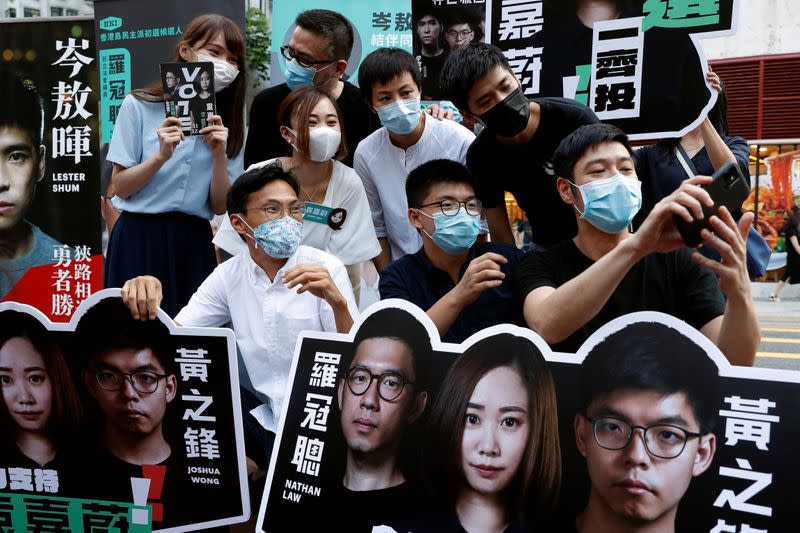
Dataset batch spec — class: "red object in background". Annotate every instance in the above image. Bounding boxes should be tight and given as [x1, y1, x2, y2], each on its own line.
[1, 254, 104, 321]
[142, 464, 167, 523]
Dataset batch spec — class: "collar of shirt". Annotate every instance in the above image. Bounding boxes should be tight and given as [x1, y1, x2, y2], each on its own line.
[244, 249, 299, 288]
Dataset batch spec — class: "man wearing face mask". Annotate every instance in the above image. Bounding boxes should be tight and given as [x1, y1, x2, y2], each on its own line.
[379, 160, 522, 343]
[118, 164, 358, 474]
[439, 43, 599, 247]
[244, 9, 375, 168]
[354, 48, 475, 272]
[516, 124, 759, 367]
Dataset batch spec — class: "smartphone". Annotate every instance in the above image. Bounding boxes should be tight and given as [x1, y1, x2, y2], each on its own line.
[673, 162, 750, 248]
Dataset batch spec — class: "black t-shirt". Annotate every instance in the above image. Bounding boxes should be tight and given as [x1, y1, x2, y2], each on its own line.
[243, 81, 377, 168]
[416, 52, 448, 100]
[466, 97, 598, 247]
[515, 240, 725, 353]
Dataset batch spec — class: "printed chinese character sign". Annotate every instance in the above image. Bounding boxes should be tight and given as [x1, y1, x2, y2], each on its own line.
[93, 0, 246, 144]
[477, 0, 739, 140]
[0, 290, 249, 532]
[270, 0, 413, 87]
[258, 300, 799, 532]
[412, 0, 487, 100]
[0, 18, 103, 322]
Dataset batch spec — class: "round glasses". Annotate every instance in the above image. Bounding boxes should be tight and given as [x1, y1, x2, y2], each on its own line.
[446, 29, 474, 40]
[279, 45, 333, 69]
[344, 366, 414, 402]
[243, 202, 304, 221]
[418, 198, 482, 217]
[587, 416, 702, 459]
[95, 369, 167, 395]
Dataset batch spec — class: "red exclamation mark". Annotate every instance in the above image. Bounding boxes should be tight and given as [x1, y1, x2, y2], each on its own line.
[141, 464, 167, 522]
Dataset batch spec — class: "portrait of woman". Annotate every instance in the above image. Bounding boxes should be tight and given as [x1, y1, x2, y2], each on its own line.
[0, 310, 82, 471]
[424, 333, 561, 532]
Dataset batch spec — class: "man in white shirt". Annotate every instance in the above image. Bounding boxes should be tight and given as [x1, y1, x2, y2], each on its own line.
[353, 48, 475, 272]
[120, 164, 357, 471]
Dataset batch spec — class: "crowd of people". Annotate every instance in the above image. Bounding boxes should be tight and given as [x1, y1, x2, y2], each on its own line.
[1, 6, 770, 533]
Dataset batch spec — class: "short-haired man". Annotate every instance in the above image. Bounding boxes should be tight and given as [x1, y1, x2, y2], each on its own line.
[121, 164, 357, 471]
[439, 43, 599, 247]
[379, 159, 522, 343]
[244, 9, 373, 168]
[355, 48, 475, 271]
[516, 123, 759, 366]
[414, 9, 446, 100]
[77, 297, 190, 528]
[574, 321, 718, 533]
[324, 307, 431, 531]
[1, 71, 61, 298]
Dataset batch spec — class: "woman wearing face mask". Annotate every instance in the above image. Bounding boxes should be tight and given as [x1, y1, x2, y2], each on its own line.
[422, 333, 561, 532]
[105, 14, 247, 316]
[1, 311, 83, 480]
[215, 86, 380, 301]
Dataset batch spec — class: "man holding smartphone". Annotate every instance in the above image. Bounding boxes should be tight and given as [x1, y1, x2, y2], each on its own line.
[516, 124, 759, 366]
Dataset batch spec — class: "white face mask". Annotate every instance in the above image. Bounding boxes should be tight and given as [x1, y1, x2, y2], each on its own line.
[192, 47, 239, 92]
[288, 126, 341, 162]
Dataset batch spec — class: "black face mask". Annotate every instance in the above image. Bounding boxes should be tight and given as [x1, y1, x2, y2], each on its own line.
[478, 86, 531, 138]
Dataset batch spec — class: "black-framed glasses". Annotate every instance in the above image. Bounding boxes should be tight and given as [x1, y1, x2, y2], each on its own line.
[586, 416, 702, 459]
[95, 369, 167, 394]
[242, 202, 304, 221]
[446, 29, 474, 40]
[280, 45, 333, 69]
[344, 366, 415, 402]
[419, 198, 482, 217]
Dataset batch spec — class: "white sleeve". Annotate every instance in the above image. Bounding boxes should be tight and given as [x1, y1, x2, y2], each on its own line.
[174, 265, 232, 327]
[454, 122, 476, 165]
[319, 257, 359, 333]
[106, 94, 143, 168]
[325, 166, 382, 264]
[353, 145, 388, 238]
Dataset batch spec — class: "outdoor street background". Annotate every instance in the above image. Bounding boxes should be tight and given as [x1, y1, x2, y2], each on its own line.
[752, 282, 800, 371]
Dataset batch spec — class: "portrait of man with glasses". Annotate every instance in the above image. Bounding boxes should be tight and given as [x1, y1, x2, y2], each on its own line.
[379, 159, 524, 343]
[572, 321, 719, 533]
[322, 306, 432, 531]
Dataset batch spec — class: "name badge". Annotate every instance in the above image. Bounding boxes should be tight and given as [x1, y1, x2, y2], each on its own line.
[302, 202, 348, 231]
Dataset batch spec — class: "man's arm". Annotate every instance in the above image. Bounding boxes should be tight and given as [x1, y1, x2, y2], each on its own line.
[693, 208, 759, 366]
[373, 238, 392, 273]
[484, 206, 515, 245]
[524, 177, 716, 343]
[283, 264, 354, 334]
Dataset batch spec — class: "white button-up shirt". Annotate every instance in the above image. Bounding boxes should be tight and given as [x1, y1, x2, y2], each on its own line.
[174, 245, 357, 432]
[353, 115, 475, 261]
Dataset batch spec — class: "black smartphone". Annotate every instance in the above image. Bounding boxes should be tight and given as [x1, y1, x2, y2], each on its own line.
[673, 161, 750, 248]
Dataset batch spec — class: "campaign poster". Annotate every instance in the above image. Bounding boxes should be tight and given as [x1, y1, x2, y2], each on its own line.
[0, 290, 249, 532]
[270, 0, 413, 88]
[258, 300, 798, 532]
[479, 0, 740, 140]
[411, 0, 486, 100]
[93, 0, 246, 145]
[0, 18, 103, 322]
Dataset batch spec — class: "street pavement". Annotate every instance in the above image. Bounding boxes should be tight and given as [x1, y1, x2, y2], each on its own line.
[752, 282, 800, 372]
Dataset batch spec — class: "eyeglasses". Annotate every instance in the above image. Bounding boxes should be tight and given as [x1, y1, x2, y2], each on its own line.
[344, 366, 414, 402]
[242, 202, 304, 221]
[418, 198, 482, 217]
[280, 45, 333, 69]
[446, 29, 474, 40]
[95, 369, 167, 394]
[586, 416, 702, 459]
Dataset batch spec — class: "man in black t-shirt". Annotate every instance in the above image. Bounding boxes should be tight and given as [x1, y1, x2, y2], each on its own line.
[439, 43, 599, 247]
[516, 123, 759, 366]
[244, 10, 374, 168]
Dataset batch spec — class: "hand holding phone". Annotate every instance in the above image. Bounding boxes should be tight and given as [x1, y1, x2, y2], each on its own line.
[673, 162, 749, 247]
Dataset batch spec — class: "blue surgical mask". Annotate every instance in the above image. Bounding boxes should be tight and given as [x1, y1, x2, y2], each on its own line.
[377, 96, 422, 135]
[284, 58, 334, 90]
[417, 209, 481, 255]
[240, 216, 303, 258]
[571, 173, 642, 234]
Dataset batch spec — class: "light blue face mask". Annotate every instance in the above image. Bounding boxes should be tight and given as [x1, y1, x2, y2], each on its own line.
[418, 209, 481, 255]
[571, 173, 642, 234]
[240, 215, 303, 258]
[377, 96, 422, 135]
[284, 58, 334, 90]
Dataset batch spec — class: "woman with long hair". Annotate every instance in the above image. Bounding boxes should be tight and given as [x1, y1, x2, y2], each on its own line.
[424, 333, 561, 532]
[0, 310, 82, 470]
[104, 14, 248, 316]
